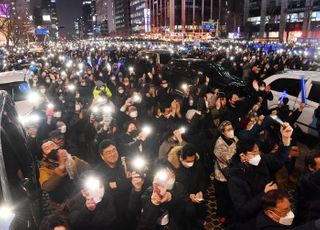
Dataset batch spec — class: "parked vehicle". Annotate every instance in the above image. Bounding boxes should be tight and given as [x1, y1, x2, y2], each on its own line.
[0, 90, 40, 229]
[138, 49, 174, 73]
[264, 70, 320, 137]
[0, 70, 33, 116]
[163, 58, 247, 94]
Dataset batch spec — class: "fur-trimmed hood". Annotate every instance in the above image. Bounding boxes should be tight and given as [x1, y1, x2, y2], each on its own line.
[167, 146, 200, 169]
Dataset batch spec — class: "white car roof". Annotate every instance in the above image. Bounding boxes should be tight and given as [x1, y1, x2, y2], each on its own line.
[267, 70, 320, 81]
[0, 70, 29, 84]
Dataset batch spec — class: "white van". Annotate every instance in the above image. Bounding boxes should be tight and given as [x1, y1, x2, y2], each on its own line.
[264, 70, 320, 137]
[0, 70, 33, 116]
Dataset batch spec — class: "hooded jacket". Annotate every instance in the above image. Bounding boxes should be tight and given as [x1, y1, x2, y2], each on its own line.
[93, 85, 112, 99]
[39, 156, 90, 203]
[214, 135, 238, 182]
[167, 146, 206, 195]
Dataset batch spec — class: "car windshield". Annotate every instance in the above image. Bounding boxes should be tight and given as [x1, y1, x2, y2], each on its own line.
[0, 82, 30, 102]
[159, 53, 171, 65]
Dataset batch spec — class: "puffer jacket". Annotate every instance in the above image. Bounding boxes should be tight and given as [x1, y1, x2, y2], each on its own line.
[227, 144, 291, 230]
[167, 146, 206, 195]
[214, 136, 238, 182]
[39, 156, 90, 203]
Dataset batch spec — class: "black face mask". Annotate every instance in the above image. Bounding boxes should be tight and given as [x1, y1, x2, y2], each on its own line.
[47, 149, 59, 161]
[129, 130, 139, 137]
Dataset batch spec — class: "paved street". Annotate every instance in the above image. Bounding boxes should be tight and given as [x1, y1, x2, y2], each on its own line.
[205, 182, 224, 230]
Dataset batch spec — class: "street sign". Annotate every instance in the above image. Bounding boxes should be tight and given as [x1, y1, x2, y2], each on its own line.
[35, 28, 49, 35]
[202, 21, 215, 31]
[286, 5, 312, 13]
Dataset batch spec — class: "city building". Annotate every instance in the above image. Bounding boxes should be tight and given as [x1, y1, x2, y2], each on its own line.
[96, 0, 116, 36]
[148, 0, 235, 36]
[130, 0, 149, 33]
[0, 0, 33, 45]
[244, 0, 320, 41]
[74, 16, 84, 39]
[40, 0, 59, 38]
[114, 0, 131, 35]
[82, 0, 96, 37]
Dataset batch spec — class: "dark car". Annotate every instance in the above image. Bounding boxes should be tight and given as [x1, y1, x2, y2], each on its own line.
[0, 90, 40, 229]
[163, 58, 247, 94]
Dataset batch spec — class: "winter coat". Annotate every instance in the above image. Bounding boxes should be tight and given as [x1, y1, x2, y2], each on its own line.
[69, 192, 119, 230]
[158, 138, 186, 160]
[39, 157, 90, 204]
[95, 160, 132, 226]
[227, 144, 291, 230]
[296, 169, 320, 223]
[93, 85, 112, 99]
[253, 90, 273, 115]
[214, 136, 238, 182]
[167, 146, 206, 194]
[238, 116, 271, 140]
[129, 183, 187, 230]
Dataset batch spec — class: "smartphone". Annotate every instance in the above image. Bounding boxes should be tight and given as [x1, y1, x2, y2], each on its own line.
[270, 115, 285, 127]
[47, 149, 58, 161]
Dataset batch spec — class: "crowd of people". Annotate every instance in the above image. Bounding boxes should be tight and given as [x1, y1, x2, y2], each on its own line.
[11, 40, 320, 230]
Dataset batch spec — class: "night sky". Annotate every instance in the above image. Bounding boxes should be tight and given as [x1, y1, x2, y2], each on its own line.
[56, 0, 82, 39]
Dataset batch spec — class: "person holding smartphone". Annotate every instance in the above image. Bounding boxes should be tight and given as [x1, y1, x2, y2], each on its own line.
[129, 167, 188, 230]
[227, 123, 293, 230]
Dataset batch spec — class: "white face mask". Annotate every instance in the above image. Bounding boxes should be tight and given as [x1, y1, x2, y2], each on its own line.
[40, 89, 46, 94]
[259, 87, 266, 91]
[111, 76, 116, 81]
[129, 111, 138, 118]
[248, 154, 261, 166]
[75, 104, 81, 111]
[53, 111, 62, 118]
[99, 72, 103, 77]
[60, 126, 67, 134]
[225, 130, 235, 139]
[276, 210, 295, 226]
[189, 100, 194, 106]
[46, 79, 51, 84]
[124, 82, 129, 86]
[181, 160, 194, 168]
[118, 89, 124, 94]
[75, 93, 80, 98]
[81, 82, 86, 86]
[162, 84, 168, 88]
